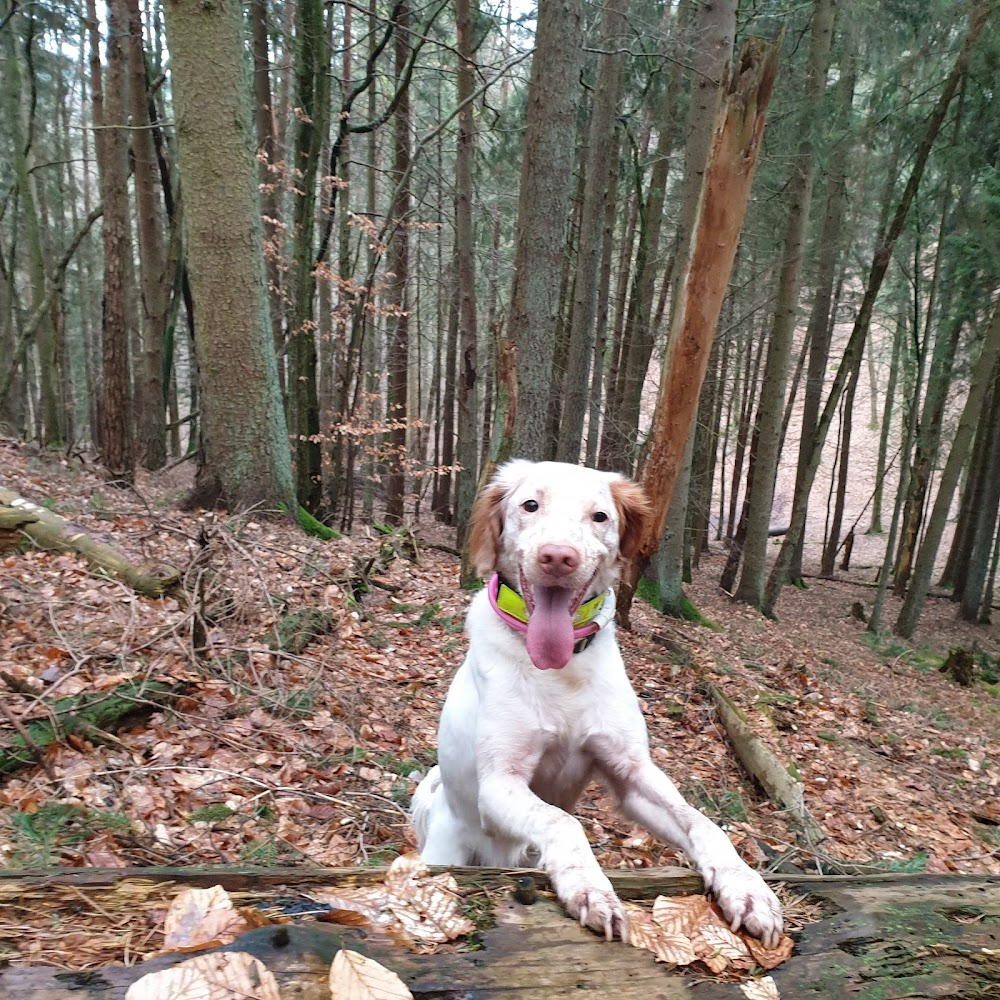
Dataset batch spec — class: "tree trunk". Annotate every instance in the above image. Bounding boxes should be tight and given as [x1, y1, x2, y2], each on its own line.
[958, 384, 1000, 621]
[598, 0, 691, 474]
[868, 301, 904, 535]
[895, 298, 1000, 636]
[454, 0, 479, 555]
[384, 0, 411, 524]
[508, 0, 583, 461]
[161, 0, 295, 512]
[557, 0, 628, 463]
[788, 23, 855, 578]
[585, 127, 621, 467]
[617, 37, 780, 626]
[286, 0, 328, 512]
[761, 0, 987, 617]
[126, 0, 168, 471]
[250, 0, 286, 397]
[734, 0, 835, 610]
[93, 0, 136, 484]
[2, 13, 60, 446]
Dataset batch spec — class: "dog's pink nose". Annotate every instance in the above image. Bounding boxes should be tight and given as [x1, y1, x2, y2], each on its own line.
[537, 544, 580, 577]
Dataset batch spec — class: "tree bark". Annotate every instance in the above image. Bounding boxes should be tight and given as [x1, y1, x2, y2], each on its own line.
[384, 0, 411, 524]
[250, 0, 286, 396]
[617, 37, 780, 626]
[93, 0, 136, 484]
[557, 0, 629, 463]
[161, 0, 296, 512]
[286, 0, 328, 512]
[126, 0, 169, 471]
[454, 0, 479, 555]
[508, 0, 583, 460]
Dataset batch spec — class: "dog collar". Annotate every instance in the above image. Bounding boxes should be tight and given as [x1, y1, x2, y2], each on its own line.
[486, 573, 615, 653]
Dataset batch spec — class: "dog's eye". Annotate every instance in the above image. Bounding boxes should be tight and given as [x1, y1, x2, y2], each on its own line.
[522, 499, 539, 513]
[593, 511, 609, 523]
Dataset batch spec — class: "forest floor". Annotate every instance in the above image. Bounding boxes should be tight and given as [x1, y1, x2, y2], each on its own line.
[1, 438, 999, 965]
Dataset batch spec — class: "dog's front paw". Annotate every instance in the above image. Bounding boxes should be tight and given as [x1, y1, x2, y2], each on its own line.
[706, 864, 783, 949]
[556, 870, 628, 942]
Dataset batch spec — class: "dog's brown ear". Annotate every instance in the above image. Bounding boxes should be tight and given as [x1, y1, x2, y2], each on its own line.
[610, 478, 652, 561]
[468, 482, 506, 576]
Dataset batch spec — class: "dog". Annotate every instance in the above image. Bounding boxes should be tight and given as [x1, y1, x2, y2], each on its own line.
[411, 460, 783, 946]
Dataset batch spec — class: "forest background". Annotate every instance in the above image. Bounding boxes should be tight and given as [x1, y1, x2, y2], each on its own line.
[1, 0, 1000, 926]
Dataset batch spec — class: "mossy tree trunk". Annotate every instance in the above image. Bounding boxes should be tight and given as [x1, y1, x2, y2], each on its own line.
[161, 0, 296, 514]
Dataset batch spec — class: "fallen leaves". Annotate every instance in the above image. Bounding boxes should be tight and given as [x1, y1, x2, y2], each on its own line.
[627, 894, 794, 976]
[125, 952, 281, 1000]
[311, 852, 476, 946]
[329, 949, 414, 999]
[160, 885, 275, 953]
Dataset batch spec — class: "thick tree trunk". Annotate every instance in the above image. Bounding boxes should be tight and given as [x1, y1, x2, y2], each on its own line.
[617, 37, 780, 626]
[161, 0, 295, 512]
[508, 0, 583, 460]
[734, 0, 835, 610]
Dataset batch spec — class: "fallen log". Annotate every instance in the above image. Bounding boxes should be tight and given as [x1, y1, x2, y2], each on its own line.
[703, 681, 826, 845]
[0, 487, 180, 597]
[1, 868, 998, 999]
[0, 679, 186, 777]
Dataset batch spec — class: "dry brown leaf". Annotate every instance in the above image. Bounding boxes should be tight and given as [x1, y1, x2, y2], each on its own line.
[163, 886, 249, 951]
[651, 894, 712, 936]
[319, 908, 375, 928]
[745, 932, 795, 970]
[310, 855, 474, 947]
[694, 917, 755, 973]
[625, 908, 698, 966]
[329, 949, 413, 1000]
[124, 951, 280, 1000]
[740, 974, 780, 999]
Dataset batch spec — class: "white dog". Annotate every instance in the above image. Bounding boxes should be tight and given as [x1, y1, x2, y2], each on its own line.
[411, 460, 782, 946]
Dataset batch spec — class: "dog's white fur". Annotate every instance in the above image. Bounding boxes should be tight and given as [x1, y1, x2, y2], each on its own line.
[412, 460, 783, 946]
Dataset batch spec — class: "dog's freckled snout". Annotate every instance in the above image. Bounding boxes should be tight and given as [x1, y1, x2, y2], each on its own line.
[537, 543, 580, 577]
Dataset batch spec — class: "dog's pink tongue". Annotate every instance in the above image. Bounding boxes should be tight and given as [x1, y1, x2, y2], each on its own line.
[526, 586, 575, 670]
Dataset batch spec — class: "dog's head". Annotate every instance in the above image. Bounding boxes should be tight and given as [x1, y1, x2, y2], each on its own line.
[468, 460, 651, 668]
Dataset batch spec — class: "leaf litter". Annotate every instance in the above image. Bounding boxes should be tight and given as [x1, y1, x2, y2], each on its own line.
[1, 439, 999, 985]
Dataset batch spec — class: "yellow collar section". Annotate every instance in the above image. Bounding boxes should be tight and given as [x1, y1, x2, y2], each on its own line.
[495, 580, 607, 629]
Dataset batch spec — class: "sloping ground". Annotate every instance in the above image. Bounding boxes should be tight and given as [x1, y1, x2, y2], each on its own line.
[1, 437, 998, 930]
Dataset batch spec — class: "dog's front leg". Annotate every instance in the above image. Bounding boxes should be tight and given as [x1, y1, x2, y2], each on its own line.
[478, 771, 628, 941]
[608, 757, 783, 948]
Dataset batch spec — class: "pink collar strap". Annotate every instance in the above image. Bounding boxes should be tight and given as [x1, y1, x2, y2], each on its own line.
[487, 572, 614, 650]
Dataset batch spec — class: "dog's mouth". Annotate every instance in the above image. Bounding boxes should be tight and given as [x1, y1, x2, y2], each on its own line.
[520, 569, 596, 671]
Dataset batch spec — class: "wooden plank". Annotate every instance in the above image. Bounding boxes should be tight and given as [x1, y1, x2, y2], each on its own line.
[0, 897, 693, 999]
[0, 863, 705, 899]
[3, 863, 996, 894]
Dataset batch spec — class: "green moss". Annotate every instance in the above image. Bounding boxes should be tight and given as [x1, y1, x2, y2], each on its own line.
[188, 804, 237, 824]
[295, 505, 341, 539]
